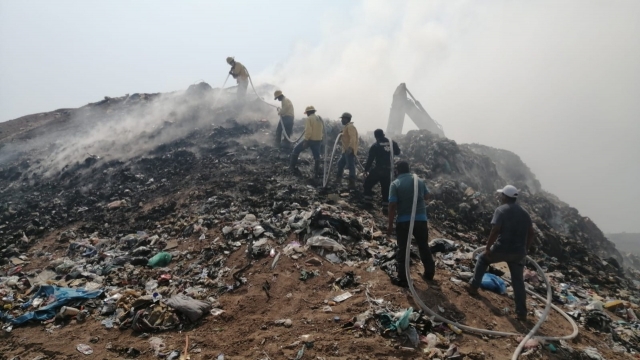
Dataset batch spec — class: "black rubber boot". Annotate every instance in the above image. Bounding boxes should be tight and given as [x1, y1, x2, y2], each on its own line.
[348, 178, 356, 189]
[289, 153, 298, 169]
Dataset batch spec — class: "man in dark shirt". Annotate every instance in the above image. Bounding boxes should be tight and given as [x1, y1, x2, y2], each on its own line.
[467, 185, 535, 321]
[387, 161, 436, 288]
[364, 129, 401, 214]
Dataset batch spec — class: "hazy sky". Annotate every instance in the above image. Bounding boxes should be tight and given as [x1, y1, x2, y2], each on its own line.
[1, 0, 639, 233]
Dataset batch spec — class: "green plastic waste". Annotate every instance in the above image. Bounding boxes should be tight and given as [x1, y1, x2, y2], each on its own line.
[376, 307, 413, 333]
[148, 252, 172, 268]
[394, 307, 413, 332]
[299, 269, 319, 281]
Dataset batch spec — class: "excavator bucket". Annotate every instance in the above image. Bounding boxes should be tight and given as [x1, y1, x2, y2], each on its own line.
[386, 83, 445, 137]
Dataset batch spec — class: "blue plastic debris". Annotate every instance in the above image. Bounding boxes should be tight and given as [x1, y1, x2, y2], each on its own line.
[480, 273, 507, 294]
[1, 285, 103, 325]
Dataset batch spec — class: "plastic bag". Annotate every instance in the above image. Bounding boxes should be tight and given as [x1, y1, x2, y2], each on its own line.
[165, 294, 212, 323]
[480, 273, 506, 294]
[148, 252, 172, 268]
[306, 236, 345, 252]
[394, 307, 413, 332]
[404, 326, 419, 347]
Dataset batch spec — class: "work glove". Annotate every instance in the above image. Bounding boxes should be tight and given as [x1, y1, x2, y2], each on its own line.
[346, 148, 354, 155]
[302, 140, 309, 148]
[277, 107, 281, 112]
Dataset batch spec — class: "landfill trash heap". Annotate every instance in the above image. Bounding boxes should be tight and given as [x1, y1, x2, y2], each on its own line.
[0, 82, 638, 359]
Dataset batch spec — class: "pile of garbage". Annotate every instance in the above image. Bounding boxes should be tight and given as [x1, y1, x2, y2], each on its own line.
[0, 88, 639, 358]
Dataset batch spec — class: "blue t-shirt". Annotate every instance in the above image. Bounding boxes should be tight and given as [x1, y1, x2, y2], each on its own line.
[389, 173, 429, 223]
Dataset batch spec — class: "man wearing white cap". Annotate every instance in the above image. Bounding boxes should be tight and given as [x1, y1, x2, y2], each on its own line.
[467, 185, 535, 322]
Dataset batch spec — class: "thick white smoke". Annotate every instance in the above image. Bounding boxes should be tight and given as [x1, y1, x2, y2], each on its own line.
[258, 0, 640, 232]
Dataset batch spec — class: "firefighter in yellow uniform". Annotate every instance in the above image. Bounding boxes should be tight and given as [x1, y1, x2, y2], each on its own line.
[290, 106, 324, 177]
[336, 112, 358, 189]
[274, 90, 294, 150]
[226, 57, 249, 101]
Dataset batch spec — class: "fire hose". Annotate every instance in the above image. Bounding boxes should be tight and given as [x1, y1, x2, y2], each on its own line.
[212, 74, 230, 109]
[324, 135, 394, 189]
[321, 133, 367, 188]
[214, 69, 304, 143]
[399, 174, 578, 359]
[323, 133, 343, 188]
[248, 72, 304, 144]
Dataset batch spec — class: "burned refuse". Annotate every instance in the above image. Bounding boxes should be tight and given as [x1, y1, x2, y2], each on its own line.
[0, 87, 638, 359]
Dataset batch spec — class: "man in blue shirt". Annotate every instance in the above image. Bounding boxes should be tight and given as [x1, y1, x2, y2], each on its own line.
[387, 161, 436, 287]
[466, 185, 535, 321]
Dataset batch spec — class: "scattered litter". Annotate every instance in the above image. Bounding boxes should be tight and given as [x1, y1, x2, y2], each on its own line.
[148, 252, 172, 268]
[166, 295, 212, 323]
[210, 308, 225, 316]
[332, 292, 353, 303]
[334, 272, 358, 289]
[275, 318, 292, 328]
[299, 269, 319, 281]
[149, 337, 166, 356]
[480, 273, 506, 294]
[76, 344, 93, 355]
[306, 236, 345, 252]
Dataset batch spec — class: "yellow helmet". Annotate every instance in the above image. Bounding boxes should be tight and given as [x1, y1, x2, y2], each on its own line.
[304, 105, 316, 114]
[226, 57, 234, 65]
[274, 90, 283, 100]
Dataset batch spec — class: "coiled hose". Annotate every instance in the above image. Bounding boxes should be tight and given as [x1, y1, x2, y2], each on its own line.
[401, 175, 578, 359]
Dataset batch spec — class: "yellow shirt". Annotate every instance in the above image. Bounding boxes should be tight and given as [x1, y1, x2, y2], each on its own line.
[341, 122, 358, 154]
[304, 114, 324, 141]
[278, 97, 294, 117]
[231, 62, 249, 82]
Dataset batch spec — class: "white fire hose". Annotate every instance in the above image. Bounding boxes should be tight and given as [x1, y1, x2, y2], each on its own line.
[400, 175, 578, 359]
[320, 132, 363, 188]
[212, 73, 230, 109]
[323, 133, 343, 188]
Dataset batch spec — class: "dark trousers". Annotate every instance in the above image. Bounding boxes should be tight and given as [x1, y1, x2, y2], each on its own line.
[275, 116, 294, 148]
[470, 250, 527, 316]
[290, 140, 322, 170]
[396, 221, 435, 282]
[364, 167, 392, 206]
[337, 153, 356, 180]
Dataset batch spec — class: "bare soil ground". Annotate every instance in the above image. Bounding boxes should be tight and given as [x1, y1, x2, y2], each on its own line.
[1, 225, 625, 360]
